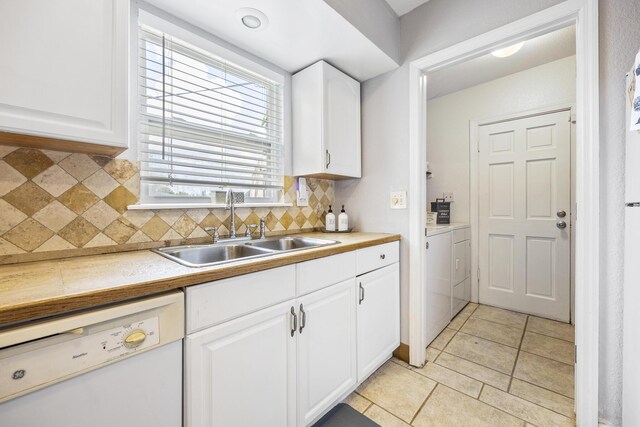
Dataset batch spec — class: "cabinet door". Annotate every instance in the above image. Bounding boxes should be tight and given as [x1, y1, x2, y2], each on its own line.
[297, 279, 357, 426]
[186, 300, 297, 427]
[323, 64, 361, 178]
[357, 263, 400, 382]
[453, 241, 467, 285]
[0, 0, 128, 151]
[426, 232, 452, 344]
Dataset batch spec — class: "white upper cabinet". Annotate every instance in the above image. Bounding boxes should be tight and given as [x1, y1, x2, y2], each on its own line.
[0, 0, 129, 155]
[293, 61, 361, 179]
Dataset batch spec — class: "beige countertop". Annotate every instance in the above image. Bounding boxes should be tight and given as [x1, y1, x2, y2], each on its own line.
[0, 232, 400, 326]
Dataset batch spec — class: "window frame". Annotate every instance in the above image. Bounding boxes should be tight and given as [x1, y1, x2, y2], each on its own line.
[133, 9, 289, 208]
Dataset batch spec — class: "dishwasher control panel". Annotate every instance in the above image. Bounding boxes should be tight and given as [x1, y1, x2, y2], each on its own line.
[0, 316, 159, 400]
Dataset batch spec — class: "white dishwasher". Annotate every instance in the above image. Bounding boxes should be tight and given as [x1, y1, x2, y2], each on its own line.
[0, 290, 184, 427]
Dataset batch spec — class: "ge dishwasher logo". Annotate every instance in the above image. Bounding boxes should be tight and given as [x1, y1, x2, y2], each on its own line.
[12, 369, 26, 380]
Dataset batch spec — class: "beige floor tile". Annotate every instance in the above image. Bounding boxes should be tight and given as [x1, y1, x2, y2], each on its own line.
[527, 316, 575, 342]
[448, 313, 469, 330]
[413, 362, 483, 398]
[363, 405, 411, 427]
[480, 385, 575, 427]
[444, 332, 518, 374]
[390, 357, 410, 368]
[342, 392, 371, 413]
[412, 385, 524, 427]
[471, 305, 527, 329]
[459, 303, 479, 317]
[430, 328, 457, 350]
[426, 346, 441, 362]
[514, 352, 574, 398]
[509, 379, 575, 418]
[460, 317, 524, 348]
[357, 361, 437, 423]
[435, 352, 511, 391]
[521, 332, 575, 365]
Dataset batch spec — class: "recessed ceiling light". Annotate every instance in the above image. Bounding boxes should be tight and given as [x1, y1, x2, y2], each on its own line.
[491, 42, 525, 58]
[235, 8, 268, 31]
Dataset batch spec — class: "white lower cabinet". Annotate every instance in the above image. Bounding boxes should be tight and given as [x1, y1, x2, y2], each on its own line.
[356, 263, 400, 382]
[297, 279, 357, 426]
[185, 242, 400, 427]
[186, 299, 297, 427]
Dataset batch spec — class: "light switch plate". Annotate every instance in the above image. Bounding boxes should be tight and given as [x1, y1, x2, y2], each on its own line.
[296, 177, 309, 206]
[390, 191, 407, 209]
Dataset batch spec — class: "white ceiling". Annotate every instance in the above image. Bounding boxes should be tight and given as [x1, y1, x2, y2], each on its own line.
[384, 0, 430, 16]
[427, 25, 576, 100]
[144, 0, 399, 81]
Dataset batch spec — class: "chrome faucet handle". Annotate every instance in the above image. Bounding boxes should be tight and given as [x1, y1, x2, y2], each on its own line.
[204, 226, 219, 243]
[245, 224, 258, 237]
[259, 218, 266, 239]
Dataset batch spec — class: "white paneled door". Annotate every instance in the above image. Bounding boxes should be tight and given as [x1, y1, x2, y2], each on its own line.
[478, 110, 571, 321]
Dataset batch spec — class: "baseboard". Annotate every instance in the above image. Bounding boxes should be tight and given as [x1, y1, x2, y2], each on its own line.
[393, 342, 410, 363]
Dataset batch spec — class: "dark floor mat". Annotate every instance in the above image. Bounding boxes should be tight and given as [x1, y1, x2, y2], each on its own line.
[312, 403, 380, 427]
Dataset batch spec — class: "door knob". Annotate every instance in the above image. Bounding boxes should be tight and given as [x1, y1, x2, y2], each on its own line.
[556, 220, 567, 229]
[557, 210, 566, 218]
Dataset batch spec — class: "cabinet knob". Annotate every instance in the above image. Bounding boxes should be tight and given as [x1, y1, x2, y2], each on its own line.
[380, 254, 386, 260]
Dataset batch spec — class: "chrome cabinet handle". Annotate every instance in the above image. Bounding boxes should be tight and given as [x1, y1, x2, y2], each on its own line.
[326, 149, 331, 169]
[556, 220, 567, 229]
[359, 283, 365, 305]
[299, 304, 306, 333]
[290, 306, 297, 337]
[380, 254, 386, 260]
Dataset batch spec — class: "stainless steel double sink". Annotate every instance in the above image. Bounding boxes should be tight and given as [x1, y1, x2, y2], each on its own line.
[153, 236, 339, 268]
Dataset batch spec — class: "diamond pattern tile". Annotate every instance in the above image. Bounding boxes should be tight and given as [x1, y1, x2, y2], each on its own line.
[0, 161, 27, 197]
[0, 145, 335, 258]
[4, 182, 54, 216]
[3, 219, 54, 251]
[58, 217, 100, 248]
[103, 186, 137, 214]
[3, 148, 54, 179]
[58, 184, 100, 215]
[32, 165, 78, 197]
[58, 154, 101, 181]
[32, 201, 77, 233]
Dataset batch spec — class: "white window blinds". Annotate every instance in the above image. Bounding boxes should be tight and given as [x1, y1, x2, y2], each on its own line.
[138, 25, 284, 190]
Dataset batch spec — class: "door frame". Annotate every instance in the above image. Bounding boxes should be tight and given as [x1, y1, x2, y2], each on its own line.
[469, 104, 575, 319]
[407, 1, 599, 425]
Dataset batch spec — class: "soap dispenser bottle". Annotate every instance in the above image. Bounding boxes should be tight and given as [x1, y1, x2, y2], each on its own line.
[338, 205, 349, 231]
[325, 205, 336, 231]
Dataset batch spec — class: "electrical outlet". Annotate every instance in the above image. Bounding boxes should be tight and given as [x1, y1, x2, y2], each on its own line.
[390, 191, 407, 209]
[444, 192, 454, 202]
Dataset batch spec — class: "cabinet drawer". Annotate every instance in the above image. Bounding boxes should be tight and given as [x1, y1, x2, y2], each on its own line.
[297, 252, 356, 296]
[186, 266, 296, 333]
[452, 228, 470, 244]
[356, 241, 399, 275]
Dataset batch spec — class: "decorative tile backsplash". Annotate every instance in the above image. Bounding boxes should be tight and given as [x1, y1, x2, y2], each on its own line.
[0, 145, 333, 263]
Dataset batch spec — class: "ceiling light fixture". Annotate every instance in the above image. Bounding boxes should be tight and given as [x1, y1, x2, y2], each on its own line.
[491, 42, 525, 58]
[235, 8, 269, 31]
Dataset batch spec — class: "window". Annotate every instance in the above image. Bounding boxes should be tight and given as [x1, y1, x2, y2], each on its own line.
[138, 24, 284, 204]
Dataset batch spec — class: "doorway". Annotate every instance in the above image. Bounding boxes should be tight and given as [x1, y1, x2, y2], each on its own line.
[407, 1, 600, 425]
[476, 109, 572, 322]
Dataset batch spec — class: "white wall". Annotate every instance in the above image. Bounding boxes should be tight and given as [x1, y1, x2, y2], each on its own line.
[335, 0, 564, 349]
[335, 0, 638, 423]
[427, 55, 576, 223]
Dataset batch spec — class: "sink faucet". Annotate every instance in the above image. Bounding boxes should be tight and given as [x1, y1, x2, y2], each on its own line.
[260, 218, 266, 239]
[204, 226, 219, 243]
[226, 189, 236, 238]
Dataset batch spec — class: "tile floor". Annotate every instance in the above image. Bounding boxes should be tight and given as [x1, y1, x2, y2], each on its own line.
[343, 303, 576, 427]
